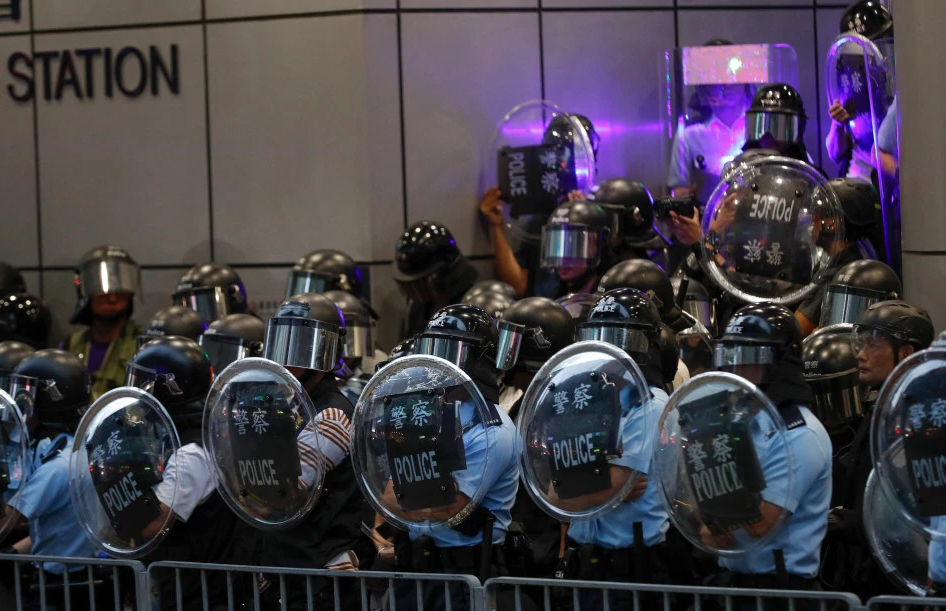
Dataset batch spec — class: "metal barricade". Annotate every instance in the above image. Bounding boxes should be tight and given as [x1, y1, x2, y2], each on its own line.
[0, 552, 148, 611]
[147, 561, 484, 611]
[484, 577, 865, 611]
[867, 595, 946, 611]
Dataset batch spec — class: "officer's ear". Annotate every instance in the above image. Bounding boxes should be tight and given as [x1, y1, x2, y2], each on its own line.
[899, 344, 916, 361]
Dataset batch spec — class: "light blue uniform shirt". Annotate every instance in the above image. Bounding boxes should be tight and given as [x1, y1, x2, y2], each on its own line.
[877, 97, 898, 160]
[929, 516, 946, 583]
[568, 387, 671, 549]
[9, 434, 97, 573]
[408, 401, 519, 547]
[718, 406, 832, 578]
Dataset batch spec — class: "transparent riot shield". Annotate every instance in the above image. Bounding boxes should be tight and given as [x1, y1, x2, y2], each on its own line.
[68, 387, 180, 558]
[653, 372, 793, 555]
[864, 467, 932, 596]
[353, 355, 500, 532]
[825, 32, 899, 273]
[0, 389, 30, 541]
[483, 100, 597, 254]
[660, 43, 799, 205]
[203, 358, 323, 531]
[871, 347, 946, 539]
[517, 341, 650, 522]
[700, 155, 845, 305]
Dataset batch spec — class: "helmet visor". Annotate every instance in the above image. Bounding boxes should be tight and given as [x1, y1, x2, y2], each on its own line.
[414, 335, 477, 370]
[683, 297, 716, 336]
[285, 270, 332, 299]
[79, 258, 140, 298]
[342, 323, 372, 360]
[807, 370, 863, 430]
[819, 285, 883, 328]
[172, 286, 230, 326]
[746, 112, 802, 145]
[578, 323, 649, 354]
[851, 327, 898, 355]
[124, 362, 183, 396]
[495, 321, 524, 371]
[262, 318, 341, 372]
[8, 374, 42, 420]
[199, 334, 257, 374]
[539, 224, 601, 270]
[713, 343, 778, 368]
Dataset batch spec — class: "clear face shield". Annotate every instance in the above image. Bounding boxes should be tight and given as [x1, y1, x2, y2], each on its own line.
[78, 258, 141, 298]
[199, 334, 261, 374]
[819, 285, 885, 328]
[262, 317, 342, 372]
[172, 286, 230, 326]
[414, 334, 484, 372]
[124, 362, 184, 397]
[850, 327, 899, 358]
[712, 342, 778, 383]
[341, 321, 373, 361]
[683, 295, 716, 337]
[578, 323, 650, 355]
[808, 369, 864, 431]
[285, 270, 332, 299]
[745, 112, 803, 147]
[539, 224, 602, 274]
[494, 321, 553, 372]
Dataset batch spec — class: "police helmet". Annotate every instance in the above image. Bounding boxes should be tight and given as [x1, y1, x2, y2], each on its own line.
[828, 178, 879, 237]
[853, 300, 934, 353]
[173, 263, 247, 324]
[820, 259, 902, 328]
[323, 290, 374, 360]
[12, 349, 90, 428]
[138, 305, 205, 350]
[70, 245, 140, 326]
[462, 280, 518, 301]
[199, 313, 266, 374]
[415, 304, 499, 379]
[543, 113, 600, 160]
[840, 0, 893, 40]
[287, 249, 363, 299]
[263, 293, 345, 372]
[592, 178, 657, 248]
[127, 336, 213, 431]
[540, 200, 612, 273]
[579, 288, 661, 367]
[802, 329, 864, 430]
[715, 303, 802, 382]
[460, 290, 517, 321]
[394, 221, 478, 302]
[599, 260, 690, 332]
[0, 293, 51, 349]
[496, 297, 576, 373]
[746, 84, 807, 149]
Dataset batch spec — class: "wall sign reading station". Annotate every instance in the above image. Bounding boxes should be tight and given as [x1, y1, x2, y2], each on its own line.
[7, 44, 180, 102]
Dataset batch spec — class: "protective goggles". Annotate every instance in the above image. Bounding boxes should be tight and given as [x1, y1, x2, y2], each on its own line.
[199, 333, 262, 374]
[851, 327, 899, 355]
[414, 334, 482, 371]
[819, 286, 884, 328]
[262, 317, 343, 372]
[807, 368, 863, 430]
[495, 321, 552, 371]
[539, 224, 602, 269]
[712, 343, 778, 368]
[578, 323, 649, 354]
[77, 258, 140, 298]
[125, 362, 183, 396]
[172, 286, 230, 326]
[746, 112, 803, 145]
[285, 270, 333, 299]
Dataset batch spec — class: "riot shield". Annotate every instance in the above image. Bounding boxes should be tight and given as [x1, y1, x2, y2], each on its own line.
[700, 155, 844, 305]
[517, 340, 650, 522]
[871, 347, 946, 539]
[653, 372, 793, 555]
[203, 358, 323, 531]
[484, 100, 596, 253]
[659, 43, 798, 204]
[352, 355, 497, 531]
[68, 387, 180, 558]
[0, 389, 30, 541]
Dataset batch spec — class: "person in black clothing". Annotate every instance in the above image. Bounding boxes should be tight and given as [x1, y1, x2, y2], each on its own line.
[821, 300, 934, 599]
[743, 83, 812, 163]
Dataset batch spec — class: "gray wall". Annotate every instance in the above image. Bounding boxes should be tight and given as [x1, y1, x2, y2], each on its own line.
[0, 0, 852, 350]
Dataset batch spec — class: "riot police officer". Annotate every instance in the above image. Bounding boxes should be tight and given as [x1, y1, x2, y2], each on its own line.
[853, 300, 933, 393]
[0, 293, 51, 349]
[137, 305, 205, 348]
[743, 84, 813, 163]
[535, 200, 613, 299]
[373, 336, 414, 373]
[323, 290, 382, 405]
[198, 313, 265, 374]
[816, 259, 901, 330]
[65, 246, 142, 400]
[598, 259, 692, 333]
[286, 249, 364, 299]
[394, 221, 479, 339]
[0, 351, 95, 593]
[592, 178, 662, 260]
[711, 303, 832, 592]
[172, 263, 248, 325]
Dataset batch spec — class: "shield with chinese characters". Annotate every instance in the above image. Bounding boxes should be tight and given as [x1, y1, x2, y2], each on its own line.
[67, 387, 180, 558]
[352, 355, 497, 531]
[0, 389, 31, 542]
[517, 340, 650, 522]
[871, 347, 946, 539]
[202, 357, 324, 531]
[700, 155, 844, 305]
[653, 372, 794, 555]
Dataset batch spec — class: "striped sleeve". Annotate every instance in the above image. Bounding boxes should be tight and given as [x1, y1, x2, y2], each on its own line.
[297, 407, 353, 488]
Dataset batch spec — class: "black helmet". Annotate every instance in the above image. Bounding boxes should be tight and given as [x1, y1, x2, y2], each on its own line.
[138, 305, 204, 349]
[670, 276, 717, 337]
[199, 313, 266, 374]
[543, 113, 600, 159]
[598, 260, 689, 333]
[12, 349, 90, 428]
[746, 84, 807, 150]
[394, 221, 478, 303]
[0, 341, 35, 391]
[416, 304, 499, 378]
[323, 290, 374, 360]
[127, 336, 212, 434]
[820, 259, 901, 328]
[592, 178, 657, 248]
[462, 280, 518, 301]
[853, 300, 934, 352]
[459, 290, 517, 320]
[840, 0, 893, 40]
[374, 336, 415, 373]
[802, 328, 864, 430]
[579, 289, 662, 385]
[828, 178, 879, 236]
[0, 293, 51, 349]
[287, 249, 364, 300]
[556, 292, 597, 324]
[656, 323, 680, 388]
[540, 200, 612, 273]
[495, 297, 575, 372]
[70, 245, 140, 325]
[263, 293, 345, 372]
[0, 262, 26, 295]
[173, 263, 247, 324]
[716, 303, 802, 381]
